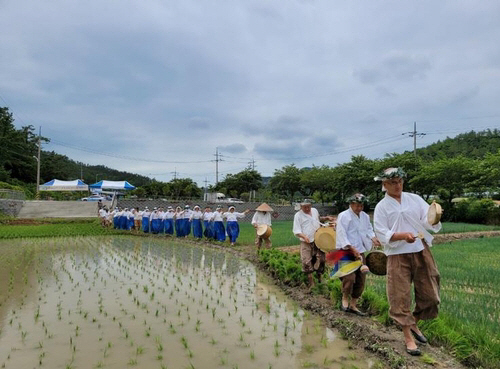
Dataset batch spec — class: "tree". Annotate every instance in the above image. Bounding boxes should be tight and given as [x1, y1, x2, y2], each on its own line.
[163, 178, 202, 199]
[409, 156, 476, 205]
[300, 165, 333, 205]
[214, 168, 262, 198]
[269, 164, 303, 203]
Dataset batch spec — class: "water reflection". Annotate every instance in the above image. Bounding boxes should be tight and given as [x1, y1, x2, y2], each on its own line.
[0, 237, 375, 369]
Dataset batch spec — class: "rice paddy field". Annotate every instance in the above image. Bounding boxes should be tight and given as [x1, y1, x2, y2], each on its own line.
[0, 236, 380, 369]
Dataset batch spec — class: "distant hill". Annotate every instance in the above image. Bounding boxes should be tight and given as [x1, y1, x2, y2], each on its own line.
[416, 129, 500, 160]
[40, 150, 150, 187]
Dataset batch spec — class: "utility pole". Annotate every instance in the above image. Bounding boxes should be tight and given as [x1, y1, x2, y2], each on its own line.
[248, 156, 256, 170]
[36, 126, 41, 198]
[80, 163, 83, 181]
[203, 177, 209, 201]
[171, 167, 178, 180]
[403, 122, 426, 158]
[213, 147, 223, 185]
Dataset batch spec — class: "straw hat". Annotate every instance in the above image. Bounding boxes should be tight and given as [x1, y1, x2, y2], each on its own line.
[255, 203, 273, 212]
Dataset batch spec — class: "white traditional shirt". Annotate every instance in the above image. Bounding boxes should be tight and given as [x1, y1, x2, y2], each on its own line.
[203, 212, 213, 221]
[98, 208, 107, 218]
[212, 211, 224, 222]
[292, 208, 321, 242]
[163, 211, 175, 220]
[113, 210, 121, 218]
[223, 212, 246, 222]
[174, 211, 183, 219]
[190, 210, 203, 220]
[374, 192, 442, 256]
[183, 209, 193, 219]
[150, 211, 159, 220]
[251, 211, 272, 226]
[134, 210, 142, 220]
[142, 211, 151, 219]
[336, 208, 375, 253]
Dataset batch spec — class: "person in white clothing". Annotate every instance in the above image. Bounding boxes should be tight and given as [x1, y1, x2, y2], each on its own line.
[211, 206, 226, 242]
[223, 206, 249, 246]
[251, 203, 273, 250]
[190, 205, 204, 239]
[202, 207, 214, 239]
[293, 200, 335, 290]
[336, 193, 381, 315]
[374, 167, 442, 356]
[98, 206, 108, 227]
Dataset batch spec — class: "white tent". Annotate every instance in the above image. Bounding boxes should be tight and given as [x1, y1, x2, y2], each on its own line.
[39, 179, 89, 191]
[89, 180, 135, 190]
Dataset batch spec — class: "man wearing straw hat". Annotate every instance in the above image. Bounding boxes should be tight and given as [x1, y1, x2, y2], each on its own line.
[252, 203, 274, 250]
[374, 167, 442, 356]
[293, 200, 335, 291]
[336, 193, 381, 316]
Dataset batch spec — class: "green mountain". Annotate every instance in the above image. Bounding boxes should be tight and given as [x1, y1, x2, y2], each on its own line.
[416, 129, 500, 160]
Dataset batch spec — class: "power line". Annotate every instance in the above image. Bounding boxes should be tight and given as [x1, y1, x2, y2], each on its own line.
[49, 139, 213, 164]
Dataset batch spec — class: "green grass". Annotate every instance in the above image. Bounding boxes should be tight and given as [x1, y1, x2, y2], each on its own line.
[439, 222, 500, 234]
[0, 219, 122, 239]
[237, 221, 300, 247]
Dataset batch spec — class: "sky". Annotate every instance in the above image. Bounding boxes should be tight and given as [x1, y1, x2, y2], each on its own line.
[1, 0, 500, 186]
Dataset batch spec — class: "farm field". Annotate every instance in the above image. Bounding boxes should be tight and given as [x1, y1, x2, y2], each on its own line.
[0, 237, 379, 369]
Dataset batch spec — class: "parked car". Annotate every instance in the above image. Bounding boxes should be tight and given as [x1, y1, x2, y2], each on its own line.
[81, 194, 111, 201]
[225, 198, 244, 204]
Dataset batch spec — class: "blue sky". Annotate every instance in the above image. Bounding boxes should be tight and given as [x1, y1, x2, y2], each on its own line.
[1, 0, 499, 185]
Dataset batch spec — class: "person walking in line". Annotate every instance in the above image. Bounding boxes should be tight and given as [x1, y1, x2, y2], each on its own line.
[374, 167, 442, 356]
[251, 203, 273, 250]
[336, 193, 381, 316]
[223, 206, 250, 246]
[191, 205, 203, 239]
[212, 206, 226, 242]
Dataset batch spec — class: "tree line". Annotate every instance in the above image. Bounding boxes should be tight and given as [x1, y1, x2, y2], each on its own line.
[2, 106, 500, 223]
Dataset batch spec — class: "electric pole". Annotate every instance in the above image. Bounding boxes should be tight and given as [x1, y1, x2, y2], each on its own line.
[403, 122, 426, 158]
[213, 147, 223, 185]
[36, 126, 41, 198]
[171, 168, 178, 180]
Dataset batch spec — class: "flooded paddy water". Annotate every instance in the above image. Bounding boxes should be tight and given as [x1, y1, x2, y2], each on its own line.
[0, 237, 379, 369]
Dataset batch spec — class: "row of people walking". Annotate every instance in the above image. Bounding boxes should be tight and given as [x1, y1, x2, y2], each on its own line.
[100, 205, 250, 245]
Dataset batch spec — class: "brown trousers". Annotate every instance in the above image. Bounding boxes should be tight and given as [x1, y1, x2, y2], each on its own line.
[387, 243, 440, 327]
[300, 241, 325, 274]
[340, 254, 366, 299]
[255, 233, 272, 249]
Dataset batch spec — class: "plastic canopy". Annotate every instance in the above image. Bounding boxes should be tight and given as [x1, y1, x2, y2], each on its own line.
[39, 179, 89, 191]
[89, 180, 136, 190]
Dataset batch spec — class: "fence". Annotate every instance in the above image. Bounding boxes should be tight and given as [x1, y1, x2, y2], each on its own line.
[0, 189, 25, 200]
[117, 199, 337, 222]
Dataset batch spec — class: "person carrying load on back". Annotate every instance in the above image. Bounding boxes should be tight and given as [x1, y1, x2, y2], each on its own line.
[336, 193, 381, 316]
[293, 200, 335, 291]
[251, 203, 273, 250]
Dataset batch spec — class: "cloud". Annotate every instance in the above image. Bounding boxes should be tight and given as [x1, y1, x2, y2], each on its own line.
[354, 53, 432, 85]
[219, 143, 247, 154]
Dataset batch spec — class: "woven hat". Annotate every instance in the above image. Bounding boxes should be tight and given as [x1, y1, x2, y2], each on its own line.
[374, 167, 407, 181]
[347, 193, 367, 204]
[255, 203, 273, 212]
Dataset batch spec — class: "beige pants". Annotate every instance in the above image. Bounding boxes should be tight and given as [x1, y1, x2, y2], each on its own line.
[300, 241, 325, 274]
[341, 254, 366, 299]
[386, 243, 440, 327]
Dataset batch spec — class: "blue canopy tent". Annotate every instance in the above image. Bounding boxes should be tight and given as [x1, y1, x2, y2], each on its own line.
[89, 180, 136, 191]
[39, 179, 89, 191]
